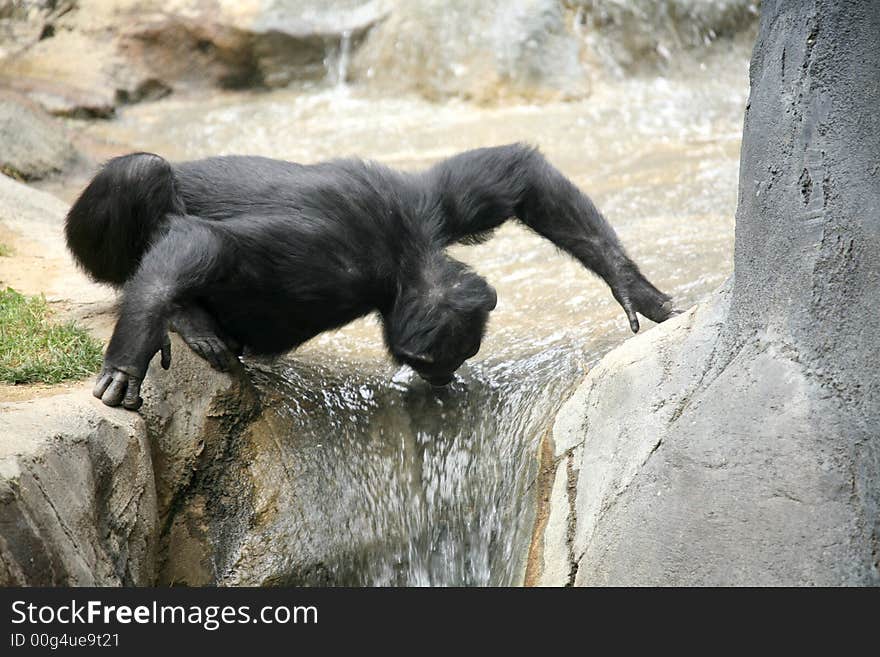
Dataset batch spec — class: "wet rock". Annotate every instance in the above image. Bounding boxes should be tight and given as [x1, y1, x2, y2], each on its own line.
[152, 359, 551, 586]
[0, 0, 760, 109]
[0, 93, 78, 180]
[119, 0, 386, 89]
[352, 0, 588, 102]
[136, 344, 262, 585]
[572, 0, 760, 75]
[534, 1, 880, 586]
[351, 0, 759, 101]
[0, 0, 386, 116]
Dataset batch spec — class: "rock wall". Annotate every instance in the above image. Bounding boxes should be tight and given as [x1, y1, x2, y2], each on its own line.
[350, 0, 589, 102]
[0, 0, 388, 117]
[352, 0, 759, 101]
[573, 0, 760, 75]
[534, 0, 880, 586]
[0, 0, 759, 117]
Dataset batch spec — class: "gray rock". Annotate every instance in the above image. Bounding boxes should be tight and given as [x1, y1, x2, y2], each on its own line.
[117, 0, 387, 90]
[0, 340, 258, 586]
[0, 172, 112, 306]
[352, 0, 589, 102]
[0, 0, 387, 117]
[534, 0, 880, 586]
[0, 93, 78, 180]
[0, 0, 75, 60]
[0, 27, 156, 118]
[572, 0, 760, 75]
[0, 394, 157, 585]
[352, 0, 760, 100]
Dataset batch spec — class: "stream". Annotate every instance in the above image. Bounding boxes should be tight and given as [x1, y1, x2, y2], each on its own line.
[62, 47, 749, 585]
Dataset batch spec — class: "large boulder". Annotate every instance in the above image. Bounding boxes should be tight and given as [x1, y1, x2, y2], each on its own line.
[572, 0, 760, 75]
[352, 0, 588, 102]
[351, 0, 760, 101]
[0, 93, 78, 180]
[0, 334, 256, 586]
[533, 0, 880, 586]
[0, 394, 156, 585]
[0, 174, 155, 586]
[0, 0, 387, 116]
[0, 0, 761, 111]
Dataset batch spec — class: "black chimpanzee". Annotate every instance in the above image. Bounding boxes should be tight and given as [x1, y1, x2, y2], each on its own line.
[66, 143, 677, 410]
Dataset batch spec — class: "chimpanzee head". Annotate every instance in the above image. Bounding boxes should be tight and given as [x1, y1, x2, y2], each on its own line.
[385, 256, 497, 386]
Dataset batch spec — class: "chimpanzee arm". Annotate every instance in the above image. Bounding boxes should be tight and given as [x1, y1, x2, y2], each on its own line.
[94, 220, 232, 409]
[425, 143, 677, 332]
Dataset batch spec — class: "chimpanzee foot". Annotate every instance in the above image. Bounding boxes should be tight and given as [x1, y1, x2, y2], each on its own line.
[181, 335, 239, 372]
[169, 306, 241, 372]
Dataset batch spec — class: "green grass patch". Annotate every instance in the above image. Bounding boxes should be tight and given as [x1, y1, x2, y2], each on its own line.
[0, 287, 103, 384]
[0, 242, 12, 257]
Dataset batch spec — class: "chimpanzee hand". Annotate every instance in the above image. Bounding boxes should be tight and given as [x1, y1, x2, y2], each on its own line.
[93, 335, 171, 410]
[609, 265, 680, 333]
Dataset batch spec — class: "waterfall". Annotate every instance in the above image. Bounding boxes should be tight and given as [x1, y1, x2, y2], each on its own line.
[325, 30, 353, 89]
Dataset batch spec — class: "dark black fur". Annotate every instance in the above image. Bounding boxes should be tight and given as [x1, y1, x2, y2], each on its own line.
[66, 144, 676, 409]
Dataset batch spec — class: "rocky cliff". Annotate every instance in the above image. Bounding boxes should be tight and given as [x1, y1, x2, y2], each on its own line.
[533, 0, 880, 586]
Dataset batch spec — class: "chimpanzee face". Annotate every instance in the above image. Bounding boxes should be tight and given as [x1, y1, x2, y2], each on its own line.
[386, 266, 497, 386]
[396, 306, 490, 386]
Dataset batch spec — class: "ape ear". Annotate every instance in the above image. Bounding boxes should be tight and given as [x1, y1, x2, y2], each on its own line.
[398, 349, 435, 365]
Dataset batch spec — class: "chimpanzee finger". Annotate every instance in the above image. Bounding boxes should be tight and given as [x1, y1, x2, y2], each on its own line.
[194, 339, 221, 371]
[214, 341, 238, 373]
[203, 340, 229, 372]
[101, 371, 129, 407]
[161, 335, 171, 370]
[621, 298, 640, 333]
[93, 369, 113, 399]
[121, 376, 143, 410]
[189, 340, 207, 362]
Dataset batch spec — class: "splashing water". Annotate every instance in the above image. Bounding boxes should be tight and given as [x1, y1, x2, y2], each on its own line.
[243, 347, 574, 586]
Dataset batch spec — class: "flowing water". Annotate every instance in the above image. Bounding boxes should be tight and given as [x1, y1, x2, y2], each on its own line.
[70, 49, 750, 585]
